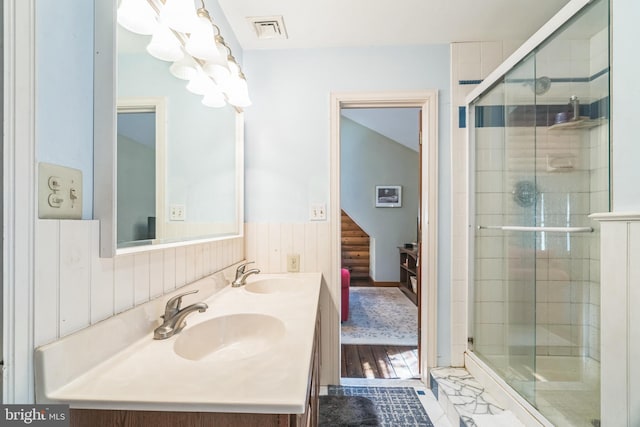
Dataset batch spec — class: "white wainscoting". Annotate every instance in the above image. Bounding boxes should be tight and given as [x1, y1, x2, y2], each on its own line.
[592, 212, 640, 427]
[245, 222, 339, 385]
[34, 220, 243, 348]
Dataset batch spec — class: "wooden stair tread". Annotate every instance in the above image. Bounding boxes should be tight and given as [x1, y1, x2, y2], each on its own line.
[341, 209, 371, 281]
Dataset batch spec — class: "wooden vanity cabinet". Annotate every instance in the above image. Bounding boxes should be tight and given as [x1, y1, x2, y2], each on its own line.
[69, 313, 321, 427]
[291, 312, 321, 427]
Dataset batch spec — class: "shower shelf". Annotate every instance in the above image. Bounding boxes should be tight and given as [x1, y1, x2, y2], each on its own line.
[548, 116, 607, 131]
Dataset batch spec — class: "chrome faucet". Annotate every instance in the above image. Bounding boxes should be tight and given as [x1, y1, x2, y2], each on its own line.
[153, 290, 208, 340]
[232, 262, 260, 287]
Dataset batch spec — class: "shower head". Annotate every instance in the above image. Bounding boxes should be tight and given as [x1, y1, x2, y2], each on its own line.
[530, 76, 551, 95]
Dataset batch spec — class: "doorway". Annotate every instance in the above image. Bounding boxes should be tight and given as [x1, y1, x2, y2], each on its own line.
[339, 107, 420, 379]
[329, 91, 438, 385]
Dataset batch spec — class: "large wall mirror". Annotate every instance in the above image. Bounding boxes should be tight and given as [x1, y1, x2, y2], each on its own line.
[94, 1, 243, 257]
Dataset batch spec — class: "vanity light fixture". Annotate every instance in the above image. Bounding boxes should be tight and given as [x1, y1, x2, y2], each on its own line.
[117, 0, 251, 109]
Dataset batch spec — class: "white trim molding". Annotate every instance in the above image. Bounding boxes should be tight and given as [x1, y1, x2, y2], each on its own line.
[3, 0, 37, 403]
[330, 90, 439, 384]
[591, 212, 640, 427]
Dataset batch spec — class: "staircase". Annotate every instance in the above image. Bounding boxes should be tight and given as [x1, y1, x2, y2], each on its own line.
[341, 210, 370, 280]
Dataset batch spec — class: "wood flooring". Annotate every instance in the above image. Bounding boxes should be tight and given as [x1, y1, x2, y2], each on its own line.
[341, 345, 419, 379]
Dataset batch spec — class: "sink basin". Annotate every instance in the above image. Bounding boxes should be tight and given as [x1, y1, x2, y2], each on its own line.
[173, 314, 285, 362]
[244, 278, 303, 294]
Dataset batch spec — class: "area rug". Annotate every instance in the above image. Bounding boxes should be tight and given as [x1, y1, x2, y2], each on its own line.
[319, 395, 379, 426]
[341, 287, 417, 346]
[327, 386, 433, 427]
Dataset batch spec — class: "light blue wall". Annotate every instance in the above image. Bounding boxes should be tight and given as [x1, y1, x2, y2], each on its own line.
[243, 44, 452, 364]
[341, 117, 419, 282]
[35, 0, 94, 218]
[611, 1, 640, 211]
[243, 45, 450, 221]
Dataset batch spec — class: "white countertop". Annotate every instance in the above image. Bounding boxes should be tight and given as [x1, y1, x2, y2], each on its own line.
[35, 271, 322, 414]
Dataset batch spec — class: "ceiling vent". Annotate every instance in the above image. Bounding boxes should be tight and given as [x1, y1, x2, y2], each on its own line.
[248, 16, 288, 40]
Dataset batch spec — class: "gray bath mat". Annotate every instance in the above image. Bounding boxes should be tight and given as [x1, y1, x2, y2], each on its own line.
[328, 386, 434, 426]
[319, 395, 379, 426]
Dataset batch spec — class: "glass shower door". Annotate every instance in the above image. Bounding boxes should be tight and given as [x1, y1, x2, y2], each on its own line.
[472, 54, 538, 403]
[470, 1, 608, 424]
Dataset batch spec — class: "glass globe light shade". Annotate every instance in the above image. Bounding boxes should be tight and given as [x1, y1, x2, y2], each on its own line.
[226, 77, 251, 108]
[159, 0, 199, 33]
[185, 15, 223, 61]
[169, 55, 199, 80]
[186, 67, 217, 96]
[203, 61, 231, 86]
[117, 0, 157, 35]
[147, 24, 184, 62]
[202, 89, 226, 108]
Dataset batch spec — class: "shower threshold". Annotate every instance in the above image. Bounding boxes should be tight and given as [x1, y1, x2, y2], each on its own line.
[465, 352, 599, 427]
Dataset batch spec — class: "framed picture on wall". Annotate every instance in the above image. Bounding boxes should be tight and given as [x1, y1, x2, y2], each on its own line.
[375, 185, 402, 207]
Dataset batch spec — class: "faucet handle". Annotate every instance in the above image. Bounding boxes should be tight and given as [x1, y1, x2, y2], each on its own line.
[164, 290, 199, 319]
[236, 261, 255, 275]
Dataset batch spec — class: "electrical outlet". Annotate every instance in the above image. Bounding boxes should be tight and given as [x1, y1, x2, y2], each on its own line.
[310, 203, 327, 221]
[170, 204, 186, 221]
[287, 254, 300, 272]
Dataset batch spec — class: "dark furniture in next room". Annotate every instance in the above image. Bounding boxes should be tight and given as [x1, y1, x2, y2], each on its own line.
[398, 247, 418, 305]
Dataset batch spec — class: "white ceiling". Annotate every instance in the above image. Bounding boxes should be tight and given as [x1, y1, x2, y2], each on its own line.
[215, 0, 572, 50]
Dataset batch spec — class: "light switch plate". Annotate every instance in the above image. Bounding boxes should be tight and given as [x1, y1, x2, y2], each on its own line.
[38, 162, 82, 219]
[310, 203, 326, 221]
[170, 204, 186, 221]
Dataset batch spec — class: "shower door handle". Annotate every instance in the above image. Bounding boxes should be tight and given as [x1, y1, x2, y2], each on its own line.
[477, 225, 593, 233]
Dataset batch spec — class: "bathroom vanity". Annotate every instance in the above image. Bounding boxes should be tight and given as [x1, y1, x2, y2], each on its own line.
[69, 316, 320, 427]
[35, 270, 322, 427]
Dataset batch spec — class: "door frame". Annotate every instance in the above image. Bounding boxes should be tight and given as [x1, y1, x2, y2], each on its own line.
[329, 91, 438, 382]
[4, 0, 37, 402]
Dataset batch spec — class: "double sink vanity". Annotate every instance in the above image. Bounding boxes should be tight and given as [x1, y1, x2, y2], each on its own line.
[35, 267, 322, 427]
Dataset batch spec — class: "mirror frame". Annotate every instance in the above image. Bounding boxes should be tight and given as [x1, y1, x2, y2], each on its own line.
[94, 0, 244, 258]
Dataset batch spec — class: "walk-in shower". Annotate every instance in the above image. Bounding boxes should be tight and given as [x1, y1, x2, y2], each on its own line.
[468, 0, 609, 425]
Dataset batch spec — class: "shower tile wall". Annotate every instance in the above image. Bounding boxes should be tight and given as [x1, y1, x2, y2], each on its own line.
[471, 26, 608, 362]
[450, 41, 521, 366]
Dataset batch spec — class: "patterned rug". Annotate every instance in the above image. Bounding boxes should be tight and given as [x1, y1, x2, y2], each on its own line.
[341, 287, 418, 346]
[326, 386, 433, 427]
[319, 395, 379, 426]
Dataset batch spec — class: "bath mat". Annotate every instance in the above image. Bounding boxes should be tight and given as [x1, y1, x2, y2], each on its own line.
[319, 395, 379, 426]
[328, 386, 433, 427]
[341, 287, 417, 345]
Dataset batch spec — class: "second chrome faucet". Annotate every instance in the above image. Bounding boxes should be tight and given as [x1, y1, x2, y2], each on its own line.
[232, 261, 260, 287]
[154, 290, 208, 340]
